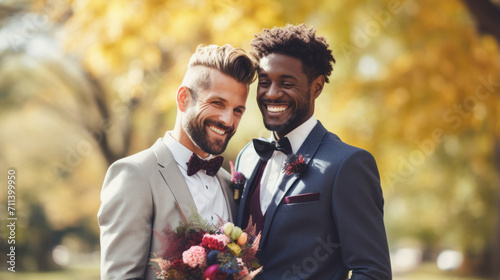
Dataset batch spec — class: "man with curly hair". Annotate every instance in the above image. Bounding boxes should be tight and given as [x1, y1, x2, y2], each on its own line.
[236, 24, 392, 279]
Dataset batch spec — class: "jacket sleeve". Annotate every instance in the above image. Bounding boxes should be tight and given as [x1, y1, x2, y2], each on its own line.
[332, 150, 392, 280]
[98, 160, 154, 280]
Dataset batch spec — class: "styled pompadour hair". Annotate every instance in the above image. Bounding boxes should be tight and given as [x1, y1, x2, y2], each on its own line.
[182, 44, 256, 100]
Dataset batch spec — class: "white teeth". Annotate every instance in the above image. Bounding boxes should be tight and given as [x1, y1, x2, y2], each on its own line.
[209, 125, 225, 135]
[267, 105, 287, 112]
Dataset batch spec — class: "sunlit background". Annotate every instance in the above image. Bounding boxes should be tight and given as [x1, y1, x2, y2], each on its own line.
[1, 0, 499, 279]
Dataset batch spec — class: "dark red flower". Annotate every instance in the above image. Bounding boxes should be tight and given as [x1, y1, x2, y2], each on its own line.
[171, 259, 190, 273]
[185, 229, 207, 250]
[283, 154, 306, 176]
[202, 235, 227, 251]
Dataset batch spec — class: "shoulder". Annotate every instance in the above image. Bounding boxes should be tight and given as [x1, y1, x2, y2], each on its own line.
[235, 141, 261, 178]
[101, 145, 166, 195]
[235, 141, 257, 167]
[113, 148, 156, 168]
[310, 131, 379, 177]
[322, 131, 375, 161]
[238, 141, 257, 158]
[107, 142, 165, 176]
[307, 121, 374, 162]
[103, 148, 154, 184]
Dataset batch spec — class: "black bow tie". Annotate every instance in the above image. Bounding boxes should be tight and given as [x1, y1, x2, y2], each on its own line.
[186, 154, 224, 177]
[253, 137, 292, 161]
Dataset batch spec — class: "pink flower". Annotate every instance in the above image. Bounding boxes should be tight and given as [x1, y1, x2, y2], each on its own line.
[158, 259, 171, 271]
[182, 245, 206, 268]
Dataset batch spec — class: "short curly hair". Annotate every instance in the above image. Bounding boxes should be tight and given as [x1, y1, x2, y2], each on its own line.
[250, 24, 335, 83]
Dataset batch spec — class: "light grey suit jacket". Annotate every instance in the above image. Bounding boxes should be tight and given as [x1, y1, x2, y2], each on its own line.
[98, 139, 237, 280]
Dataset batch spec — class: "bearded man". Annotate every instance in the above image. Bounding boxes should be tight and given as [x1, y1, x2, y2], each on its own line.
[98, 44, 255, 280]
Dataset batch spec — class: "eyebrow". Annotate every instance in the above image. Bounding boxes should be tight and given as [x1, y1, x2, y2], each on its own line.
[258, 73, 298, 81]
[209, 96, 246, 111]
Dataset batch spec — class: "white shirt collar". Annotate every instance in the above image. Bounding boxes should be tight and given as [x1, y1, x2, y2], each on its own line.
[162, 131, 212, 172]
[270, 115, 318, 154]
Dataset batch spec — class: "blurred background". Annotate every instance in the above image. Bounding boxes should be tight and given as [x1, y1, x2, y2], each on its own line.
[0, 0, 499, 279]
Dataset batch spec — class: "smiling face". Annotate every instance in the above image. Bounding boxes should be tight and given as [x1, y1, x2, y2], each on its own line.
[257, 53, 318, 137]
[182, 69, 248, 156]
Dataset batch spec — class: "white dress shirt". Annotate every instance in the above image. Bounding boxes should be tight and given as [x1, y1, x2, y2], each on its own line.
[259, 115, 318, 214]
[162, 132, 229, 224]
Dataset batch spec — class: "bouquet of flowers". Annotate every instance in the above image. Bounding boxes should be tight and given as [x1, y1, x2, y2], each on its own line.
[150, 204, 262, 280]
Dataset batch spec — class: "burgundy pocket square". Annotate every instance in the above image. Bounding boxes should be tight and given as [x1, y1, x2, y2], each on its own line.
[284, 193, 320, 204]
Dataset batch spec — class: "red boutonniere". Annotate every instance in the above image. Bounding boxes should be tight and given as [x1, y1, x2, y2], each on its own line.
[283, 154, 306, 176]
[230, 161, 246, 201]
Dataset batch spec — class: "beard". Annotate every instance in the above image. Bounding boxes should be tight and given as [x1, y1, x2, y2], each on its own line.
[184, 114, 234, 155]
[262, 88, 311, 133]
[263, 100, 310, 133]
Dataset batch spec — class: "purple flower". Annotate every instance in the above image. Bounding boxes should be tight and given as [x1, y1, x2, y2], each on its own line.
[232, 172, 246, 184]
[229, 161, 246, 201]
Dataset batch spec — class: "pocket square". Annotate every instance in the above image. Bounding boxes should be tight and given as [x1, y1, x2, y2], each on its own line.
[283, 192, 320, 204]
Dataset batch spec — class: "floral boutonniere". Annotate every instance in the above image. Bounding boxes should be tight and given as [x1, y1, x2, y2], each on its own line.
[230, 161, 246, 201]
[283, 154, 306, 176]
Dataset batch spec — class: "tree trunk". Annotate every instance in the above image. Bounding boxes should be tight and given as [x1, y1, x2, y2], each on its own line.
[493, 138, 500, 279]
[460, 2, 500, 278]
[461, 0, 500, 40]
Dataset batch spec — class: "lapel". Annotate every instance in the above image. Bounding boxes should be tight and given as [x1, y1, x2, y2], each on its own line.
[260, 122, 328, 244]
[151, 139, 196, 216]
[216, 171, 234, 222]
[236, 144, 262, 227]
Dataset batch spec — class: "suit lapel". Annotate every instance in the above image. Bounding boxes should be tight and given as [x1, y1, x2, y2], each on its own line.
[216, 172, 235, 222]
[261, 122, 328, 244]
[236, 148, 262, 227]
[151, 139, 196, 215]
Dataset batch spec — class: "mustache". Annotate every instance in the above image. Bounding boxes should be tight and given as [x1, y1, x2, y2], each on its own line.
[205, 119, 234, 133]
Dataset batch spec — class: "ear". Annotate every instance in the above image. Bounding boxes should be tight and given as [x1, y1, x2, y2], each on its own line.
[311, 75, 325, 99]
[177, 86, 191, 112]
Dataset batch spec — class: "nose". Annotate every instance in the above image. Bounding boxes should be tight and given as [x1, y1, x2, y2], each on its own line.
[266, 83, 283, 100]
[218, 109, 233, 127]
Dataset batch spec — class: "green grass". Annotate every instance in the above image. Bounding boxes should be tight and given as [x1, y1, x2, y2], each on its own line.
[0, 266, 100, 280]
[0, 263, 487, 280]
[394, 263, 487, 280]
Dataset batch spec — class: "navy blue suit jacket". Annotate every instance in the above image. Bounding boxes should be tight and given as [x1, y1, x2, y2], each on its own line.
[235, 122, 391, 280]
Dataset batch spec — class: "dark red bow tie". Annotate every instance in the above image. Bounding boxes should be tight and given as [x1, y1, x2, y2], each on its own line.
[186, 154, 224, 177]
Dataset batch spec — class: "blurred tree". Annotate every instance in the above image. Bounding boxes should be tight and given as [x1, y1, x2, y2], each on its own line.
[461, 0, 500, 278]
[0, 0, 311, 271]
[322, 0, 500, 277]
[1, 0, 500, 277]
